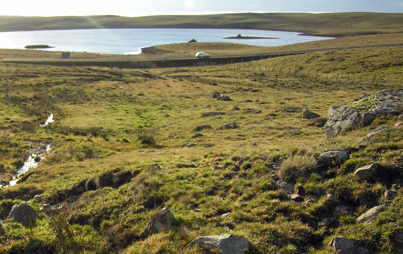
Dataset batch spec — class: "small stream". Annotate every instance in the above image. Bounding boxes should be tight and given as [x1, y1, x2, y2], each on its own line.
[1, 113, 54, 188]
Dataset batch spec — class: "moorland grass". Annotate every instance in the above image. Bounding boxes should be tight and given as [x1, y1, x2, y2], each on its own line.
[0, 35, 402, 253]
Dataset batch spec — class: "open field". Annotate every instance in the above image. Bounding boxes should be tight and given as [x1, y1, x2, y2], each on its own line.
[0, 28, 403, 253]
[0, 12, 403, 36]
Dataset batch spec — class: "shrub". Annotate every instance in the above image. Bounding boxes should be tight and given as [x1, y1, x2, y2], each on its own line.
[278, 155, 317, 182]
[137, 128, 156, 146]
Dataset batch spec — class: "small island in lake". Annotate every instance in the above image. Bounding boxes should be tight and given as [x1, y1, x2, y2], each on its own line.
[224, 33, 278, 40]
[25, 44, 54, 49]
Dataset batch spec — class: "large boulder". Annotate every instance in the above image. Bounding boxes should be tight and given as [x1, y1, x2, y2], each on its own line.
[187, 234, 251, 254]
[325, 89, 403, 137]
[7, 202, 37, 225]
[145, 207, 176, 236]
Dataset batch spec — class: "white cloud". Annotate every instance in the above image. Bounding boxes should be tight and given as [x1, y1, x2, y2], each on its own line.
[185, 0, 195, 8]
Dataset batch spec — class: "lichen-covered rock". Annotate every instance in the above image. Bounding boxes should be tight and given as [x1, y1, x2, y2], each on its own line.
[7, 202, 37, 225]
[145, 207, 176, 236]
[187, 234, 251, 254]
[325, 89, 403, 137]
[361, 126, 388, 143]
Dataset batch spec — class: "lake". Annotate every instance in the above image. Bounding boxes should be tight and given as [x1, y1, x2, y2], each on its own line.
[0, 28, 332, 54]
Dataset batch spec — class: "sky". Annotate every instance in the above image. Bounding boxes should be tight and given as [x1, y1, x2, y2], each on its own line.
[1, 0, 402, 17]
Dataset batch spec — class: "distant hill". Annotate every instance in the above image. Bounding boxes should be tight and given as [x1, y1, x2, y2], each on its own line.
[0, 12, 402, 36]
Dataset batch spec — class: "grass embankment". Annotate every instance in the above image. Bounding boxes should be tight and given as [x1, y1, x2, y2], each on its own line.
[0, 12, 402, 36]
[0, 39, 402, 253]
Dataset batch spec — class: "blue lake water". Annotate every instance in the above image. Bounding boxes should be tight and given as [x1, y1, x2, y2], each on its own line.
[0, 28, 332, 54]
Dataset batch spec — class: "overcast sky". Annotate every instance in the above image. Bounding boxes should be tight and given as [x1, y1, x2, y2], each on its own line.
[1, 0, 402, 16]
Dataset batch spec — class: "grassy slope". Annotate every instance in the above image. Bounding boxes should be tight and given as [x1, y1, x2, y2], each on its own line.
[0, 12, 402, 36]
[0, 34, 403, 253]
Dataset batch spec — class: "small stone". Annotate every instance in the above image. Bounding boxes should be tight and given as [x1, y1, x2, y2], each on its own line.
[396, 122, 403, 127]
[385, 190, 397, 201]
[221, 212, 231, 218]
[218, 122, 238, 130]
[317, 150, 349, 168]
[232, 106, 240, 111]
[193, 125, 212, 132]
[356, 205, 385, 223]
[33, 195, 42, 202]
[145, 207, 176, 236]
[202, 112, 225, 117]
[290, 193, 304, 202]
[329, 237, 357, 254]
[303, 109, 320, 119]
[277, 181, 294, 194]
[187, 234, 251, 254]
[182, 142, 196, 148]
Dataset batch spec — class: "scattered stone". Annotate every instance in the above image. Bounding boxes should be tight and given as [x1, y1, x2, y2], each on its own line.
[281, 106, 302, 113]
[193, 125, 212, 132]
[148, 164, 162, 171]
[7, 202, 37, 225]
[232, 106, 240, 111]
[218, 95, 232, 101]
[303, 109, 321, 119]
[145, 207, 176, 236]
[244, 108, 261, 114]
[187, 234, 251, 254]
[277, 181, 294, 194]
[182, 142, 196, 148]
[317, 150, 350, 168]
[354, 163, 380, 181]
[357, 205, 385, 223]
[335, 205, 349, 213]
[212, 165, 223, 170]
[396, 122, 403, 127]
[212, 91, 220, 98]
[218, 122, 238, 130]
[385, 190, 397, 201]
[33, 195, 42, 203]
[290, 193, 304, 202]
[361, 126, 388, 143]
[221, 212, 231, 218]
[329, 237, 368, 254]
[202, 112, 225, 117]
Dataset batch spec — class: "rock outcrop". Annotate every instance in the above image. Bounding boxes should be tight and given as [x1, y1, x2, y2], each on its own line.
[354, 163, 380, 181]
[317, 150, 350, 168]
[187, 234, 251, 254]
[325, 89, 403, 137]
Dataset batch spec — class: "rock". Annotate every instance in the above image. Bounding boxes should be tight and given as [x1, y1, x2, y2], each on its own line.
[361, 126, 388, 143]
[325, 90, 403, 137]
[182, 142, 196, 148]
[202, 112, 225, 117]
[335, 205, 349, 213]
[385, 190, 397, 201]
[393, 232, 403, 254]
[356, 205, 385, 223]
[232, 106, 240, 111]
[187, 234, 251, 254]
[308, 117, 327, 127]
[354, 163, 380, 181]
[218, 95, 232, 101]
[290, 193, 304, 202]
[188, 38, 197, 43]
[33, 195, 42, 203]
[218, 122, 238, 130]
[193, 125, 212, 132]
[317, 150, 350, 168]
[329, 237, 369, 254]
[145, 207, 176, 236]
[244, 108, 261, 114]
[148, 163, 162, 171]
[303, 109, 321, 119]
[281, 106, 302, 113]
[112, 170, 132, 187]
[212, 91, 220, 98]
[277, 181, 294, 194]
[396, 122, 403, 127]
[7, 202, 37, 225]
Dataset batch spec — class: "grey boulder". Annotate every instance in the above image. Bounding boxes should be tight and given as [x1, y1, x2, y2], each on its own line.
[145, 207, 176, 236]
[7, 202, 37, 225]
[187, 234, 251, 254]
